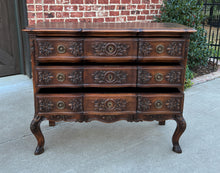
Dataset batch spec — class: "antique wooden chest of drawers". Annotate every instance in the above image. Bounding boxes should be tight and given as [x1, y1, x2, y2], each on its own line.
[24, 22, 196, 155]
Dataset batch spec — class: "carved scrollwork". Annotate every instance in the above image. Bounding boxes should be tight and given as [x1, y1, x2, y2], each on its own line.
[138, 70, 152, 84]
[166, 98, 181, 111]
[139, 42, 153, 56]
[68, 98, 83, 112]
[39, 42, 54, 56]
[94, 99, 127, 112]
[167, 42, 183, 56]
[69, 41, 83, 56]
[165, 71, 181, 83]
[68, 70, 83, 84]
[38, 99, 54, 112]
[137, 96, 152, 111]
[92, 70, 128, 84]
[48, 115, 74, 121]
[38, 71, 53, 84]
[92, 42, 130, 56]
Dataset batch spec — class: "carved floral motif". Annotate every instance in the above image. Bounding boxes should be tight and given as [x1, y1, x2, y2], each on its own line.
[92, 70, 128, 84]
[165, 71, 181, 83]
[94, 99, 127, 112]
[137, 96, 152, 111]
[38, 71, 53, 84]
[38, 99, 54, 112]
[167, 42, 183, 56]
[139, 42, 153, 56]
[68, 70, 83, 84]
[92, 42, 130, 56]
[138, 70, 152, 84]
[39, 42, 54, 56]
[165, 98, 181, 111]
[69, 42, 83, 56]
[68, 98, 83, 112]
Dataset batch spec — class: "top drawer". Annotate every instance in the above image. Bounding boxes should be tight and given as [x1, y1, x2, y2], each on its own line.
[36, 38, 83, 63]
[138, 38, 185, 62]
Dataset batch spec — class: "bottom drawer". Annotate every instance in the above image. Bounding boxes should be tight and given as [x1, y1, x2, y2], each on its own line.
[36, 92, 183, 121]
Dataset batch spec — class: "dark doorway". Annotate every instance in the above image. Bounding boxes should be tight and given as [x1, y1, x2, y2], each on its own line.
[0, 0, 30, 77]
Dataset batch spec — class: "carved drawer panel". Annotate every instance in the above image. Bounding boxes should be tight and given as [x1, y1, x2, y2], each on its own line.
[84, 38, 138, 62]
[138, 38, 185, 62]
[84, 66, 136, 87]
[84, 94, 136, 115]
[137, 66, 184, 87]
[35, 66, 83, 87]
[36, 94, 83, 115]
[36, 38, 83, 62]
[137, 93, 183, 114]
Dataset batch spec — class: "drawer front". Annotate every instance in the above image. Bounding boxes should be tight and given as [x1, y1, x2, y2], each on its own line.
[84, 38, 137, 62]
[137, 93, 183, 114]
[137, 66, 184, 87]
[36, 38, 83, 62]
[35, 66, 136, 88]
[35, 66, 83, 87]
[138, 38, 185, 62]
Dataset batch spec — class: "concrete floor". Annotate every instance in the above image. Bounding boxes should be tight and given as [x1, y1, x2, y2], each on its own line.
[0, 75, 220, 173]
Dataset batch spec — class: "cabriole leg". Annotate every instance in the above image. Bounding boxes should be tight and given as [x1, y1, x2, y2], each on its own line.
[30, 115, 45, 155]
[159, 120, 165, 125]
[172, 115, 186, 153]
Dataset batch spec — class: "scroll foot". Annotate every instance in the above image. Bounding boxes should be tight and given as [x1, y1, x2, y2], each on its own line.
[30, 115, 45, 155]
[172, 115, 186, 154]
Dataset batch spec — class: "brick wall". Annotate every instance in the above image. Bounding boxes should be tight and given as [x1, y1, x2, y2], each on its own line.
[27, 0, 162, 25]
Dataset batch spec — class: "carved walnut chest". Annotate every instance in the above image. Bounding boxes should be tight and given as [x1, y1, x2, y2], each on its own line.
[23, 22, 196, 155]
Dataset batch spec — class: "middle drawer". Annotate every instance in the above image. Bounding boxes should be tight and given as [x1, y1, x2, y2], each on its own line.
[35, 66, 183, 88]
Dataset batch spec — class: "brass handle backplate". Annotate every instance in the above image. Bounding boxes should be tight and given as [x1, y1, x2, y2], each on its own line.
[155, 73, 163, 82]
[56, 73, 65, 82]
[57, 101, 65, 109]
[57, 45, 66, 54]
[154, 100, 163, 109]
[156, 44, 164, 54]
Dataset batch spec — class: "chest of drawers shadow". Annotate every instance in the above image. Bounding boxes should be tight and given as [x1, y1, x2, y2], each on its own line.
[23, 22, 196, 155]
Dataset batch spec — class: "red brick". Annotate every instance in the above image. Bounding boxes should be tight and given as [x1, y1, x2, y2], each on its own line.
[127, 16, 136, 21]
[44, 12, 55, 18]
[70, 12, 83, 17]
[137, 16, 145, 20]
[110, 11, 119, 16]
[65, 5, 78, 11]
[105, 17, 116, 22]
[28, 12, 35, 18]
[121, 0, 131, 3]
[146, 16, 153, 20]
[110, 0, 120, 3]
[56, 0, 69, 4]
[93, 18, 104, 22]
[151, 0, 159, 3]
[44, 5, 49, 11]
[79, 5, 84, 11]
[132, 0, 140, 3]
[80, 18, 92, 22]
[121, 11, 130, 15]
[98, 0, 108, 4]
[142, 0, 150, 3]
[49, 6, 63, 11]
[35, 0, 42, 3]
[97, 11, 108, 17]
[105, 5, 115, 10]
[84, 12, 96, 17]
[127, 5, 136, 10]
[36, 5, 42, 11]
[142, 10, 149, 14]
[84, 6, 92, 11]
[116, 16, 126, 22]
[43, 0, 55, 3]
[26, 0, 34, 3]
[36, 12, 43, 18]
[29, 19, 35, 25]
[149, 5, 155, 9]
[65, 19, 78, 23]
[156, 5, 161, 9]
[37, 19, 43, 23]
[27, 5, 34, 11]
[138, 5, 146, 9]
[56, 12, 69, 18]
[117, 5, 126, 10]
[51, 19, 65, 22]
[150, 10, 158, 14]
[71, 0, 83, 4]
[85, 0, 96, 4]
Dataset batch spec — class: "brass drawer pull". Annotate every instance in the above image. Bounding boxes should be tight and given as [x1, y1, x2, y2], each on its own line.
[156, 44, 164, 54]
[57, 45, 66, 54]
[56, 73, 65, 82]
[57, 101, 65, 109]
[154, 100, 163, 109]
[155, 73, 163, 82]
